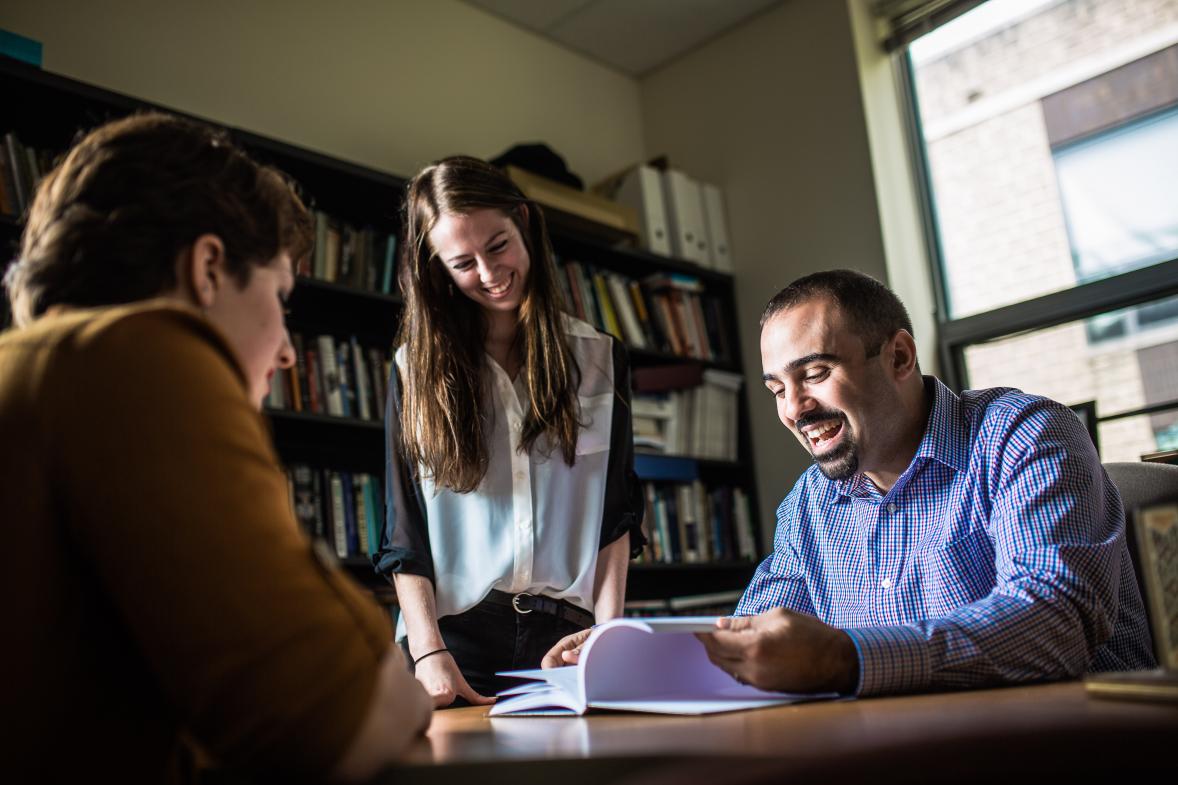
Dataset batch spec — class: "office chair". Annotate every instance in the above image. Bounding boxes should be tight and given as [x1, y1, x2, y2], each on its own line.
[1103, 461, 1178, 616]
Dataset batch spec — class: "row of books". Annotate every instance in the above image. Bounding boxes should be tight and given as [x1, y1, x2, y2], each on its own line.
[632, 366, 743, 460]
[297, 210, 398, 295]
[636, 481, 757, 566]
[558, 262, 732, 362]
[285, 464, 384, 561]
[0, 133, 51, 218]
[623, 590, 744, 618]
[266, 332, 390, 420]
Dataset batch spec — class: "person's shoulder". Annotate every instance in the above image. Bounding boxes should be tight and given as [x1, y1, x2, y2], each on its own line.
[961, 385, 1073, 431]
[961, 385, 1090, 463]
[562, 312, 608, 343]
[43, 301, 243, 388]
[6, 300, 229, 360]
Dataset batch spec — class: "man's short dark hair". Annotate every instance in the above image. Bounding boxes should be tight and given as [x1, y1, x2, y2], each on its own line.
[760, 269, 914, 355]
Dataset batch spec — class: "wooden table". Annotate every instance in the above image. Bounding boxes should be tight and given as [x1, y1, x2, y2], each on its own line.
[383, 682, 1178, 783]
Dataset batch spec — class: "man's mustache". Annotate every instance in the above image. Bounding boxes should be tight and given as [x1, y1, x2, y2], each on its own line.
[795, 409, 846, 432]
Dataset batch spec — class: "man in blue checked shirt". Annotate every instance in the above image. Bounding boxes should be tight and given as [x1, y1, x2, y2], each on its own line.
[696, 269, 1155, 697]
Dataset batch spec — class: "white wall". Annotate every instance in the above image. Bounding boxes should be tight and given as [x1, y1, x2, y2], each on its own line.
[640, 0, 890, 543]
[0, 0, 645, 183]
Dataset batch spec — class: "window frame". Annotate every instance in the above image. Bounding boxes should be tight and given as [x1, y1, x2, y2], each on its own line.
[897, 51, 1178, 426]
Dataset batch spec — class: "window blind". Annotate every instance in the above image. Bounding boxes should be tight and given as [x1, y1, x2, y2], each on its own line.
[872, 0, 989, 51]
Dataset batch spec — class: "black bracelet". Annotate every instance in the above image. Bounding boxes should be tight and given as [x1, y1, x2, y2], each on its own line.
[412, 647, 450, 669]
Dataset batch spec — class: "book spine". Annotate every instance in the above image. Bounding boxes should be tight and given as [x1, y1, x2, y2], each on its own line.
[305, 348, 323, 414]
[316, 336, 343, 416]
[381, 234, 397, 294]
[329, 472, 348, 558]
[313, 211, 327, 279]
[353, 474, 370, 556]
[592, 271, 624, 341]
[362, 475, 381, 556]
[337, 339, 354, 418]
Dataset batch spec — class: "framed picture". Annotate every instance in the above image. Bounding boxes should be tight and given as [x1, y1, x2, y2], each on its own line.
[1068, 400, 1099, 454]
[1135, 503, 1178, 670]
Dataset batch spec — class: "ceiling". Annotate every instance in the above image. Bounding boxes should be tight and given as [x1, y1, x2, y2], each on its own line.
[462, 0, 785, 77]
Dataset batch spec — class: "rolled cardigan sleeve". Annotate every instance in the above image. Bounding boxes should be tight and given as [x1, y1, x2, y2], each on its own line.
[373, 362, 435, 582]
[600, 335, 647, 557]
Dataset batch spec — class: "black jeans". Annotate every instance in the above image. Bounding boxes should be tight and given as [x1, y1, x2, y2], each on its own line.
[404, 595, 587, 706]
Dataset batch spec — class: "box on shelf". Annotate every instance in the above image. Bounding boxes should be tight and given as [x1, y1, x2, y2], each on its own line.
[505, 164, 638, 242]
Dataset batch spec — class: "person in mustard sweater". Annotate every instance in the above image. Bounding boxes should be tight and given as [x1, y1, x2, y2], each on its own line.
[0, 113, 431, 783]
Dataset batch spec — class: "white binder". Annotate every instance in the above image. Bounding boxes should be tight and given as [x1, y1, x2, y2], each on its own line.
[615, 165, 672, 256]
[661, 169, 710, 266]
[701, 183, 733, 273]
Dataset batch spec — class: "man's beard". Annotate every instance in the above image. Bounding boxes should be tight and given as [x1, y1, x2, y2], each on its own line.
[797, 409, 859, 481]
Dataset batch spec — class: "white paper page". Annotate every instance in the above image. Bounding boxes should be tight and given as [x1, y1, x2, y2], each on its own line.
[498, 665, 580, 695]
[580, 619, 796, 706]
[489, 687, 580, 716]
[631, 616, 722, 633]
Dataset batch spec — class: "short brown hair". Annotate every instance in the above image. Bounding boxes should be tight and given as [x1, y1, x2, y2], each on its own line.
[761, 269, 914, 355]
[4, 112, 312, 326]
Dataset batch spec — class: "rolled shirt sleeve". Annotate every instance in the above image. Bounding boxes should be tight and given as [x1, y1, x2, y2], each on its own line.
[373, 364, 434, 582]
[600, 335, 648, 556]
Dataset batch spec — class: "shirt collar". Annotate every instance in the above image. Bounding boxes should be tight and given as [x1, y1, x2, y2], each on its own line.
[562, 313, 600, 339]
[911, 376, 970, 474]
[833, 375, 968, 498]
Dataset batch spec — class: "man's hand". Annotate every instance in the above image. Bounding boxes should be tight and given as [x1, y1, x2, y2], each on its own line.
[696, 608, 859, 694]
[413, 650, 495, 708]
[541, 628, 592, 668]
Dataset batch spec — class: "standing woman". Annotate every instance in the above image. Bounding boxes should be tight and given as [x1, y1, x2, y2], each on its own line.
[375, 156, 645, 707]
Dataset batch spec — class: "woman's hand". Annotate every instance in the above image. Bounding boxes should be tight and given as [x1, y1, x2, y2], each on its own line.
[413, 651, 495, 708]
[541, 628, 593, 668]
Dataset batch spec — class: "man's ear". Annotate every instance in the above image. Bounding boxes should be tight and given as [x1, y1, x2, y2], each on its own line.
[889, 330, 919, 381]
[176, 234, 228, 308]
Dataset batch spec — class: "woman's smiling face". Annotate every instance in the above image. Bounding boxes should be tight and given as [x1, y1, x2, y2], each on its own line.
[429, 207, 531, 316]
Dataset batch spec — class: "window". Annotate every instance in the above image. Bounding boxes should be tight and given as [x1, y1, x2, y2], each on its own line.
[906, 0, 1178, 460]
[1054, 108, 1178, 284]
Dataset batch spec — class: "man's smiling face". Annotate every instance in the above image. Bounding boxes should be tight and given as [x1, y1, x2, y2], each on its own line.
[760, 297, 896, 481]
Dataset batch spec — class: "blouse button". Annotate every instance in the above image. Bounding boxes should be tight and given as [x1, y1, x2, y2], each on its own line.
[515, 470, 526, 481]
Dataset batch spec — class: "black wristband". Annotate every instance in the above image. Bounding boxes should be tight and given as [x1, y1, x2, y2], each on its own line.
[412, 647, 450, 669]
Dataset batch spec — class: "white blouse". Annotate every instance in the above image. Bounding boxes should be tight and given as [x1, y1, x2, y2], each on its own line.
[375, 316, 644, 640]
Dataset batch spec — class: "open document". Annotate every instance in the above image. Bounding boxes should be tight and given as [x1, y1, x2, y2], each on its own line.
[490, 617, 838, 716]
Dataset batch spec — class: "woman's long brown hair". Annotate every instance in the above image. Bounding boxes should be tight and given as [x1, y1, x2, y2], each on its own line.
[397, 156, 581, 493]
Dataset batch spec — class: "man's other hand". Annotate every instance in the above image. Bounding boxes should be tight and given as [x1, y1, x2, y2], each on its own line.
[696, 608, 859, 694]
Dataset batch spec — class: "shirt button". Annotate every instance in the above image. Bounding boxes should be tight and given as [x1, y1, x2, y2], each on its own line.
[881, 577, 893, 589]
[887, 503, 898, 514]
[515, 470, 526, 481]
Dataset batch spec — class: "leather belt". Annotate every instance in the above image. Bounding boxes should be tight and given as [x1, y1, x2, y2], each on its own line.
[485, 589, 594, 629]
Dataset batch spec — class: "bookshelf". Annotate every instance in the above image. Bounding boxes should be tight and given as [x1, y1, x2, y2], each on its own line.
[0, 55, 763, 612]
[545, 210, 763, 611]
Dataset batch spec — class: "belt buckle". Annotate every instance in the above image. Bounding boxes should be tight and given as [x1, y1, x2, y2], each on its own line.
[511, 592, 534, 614]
